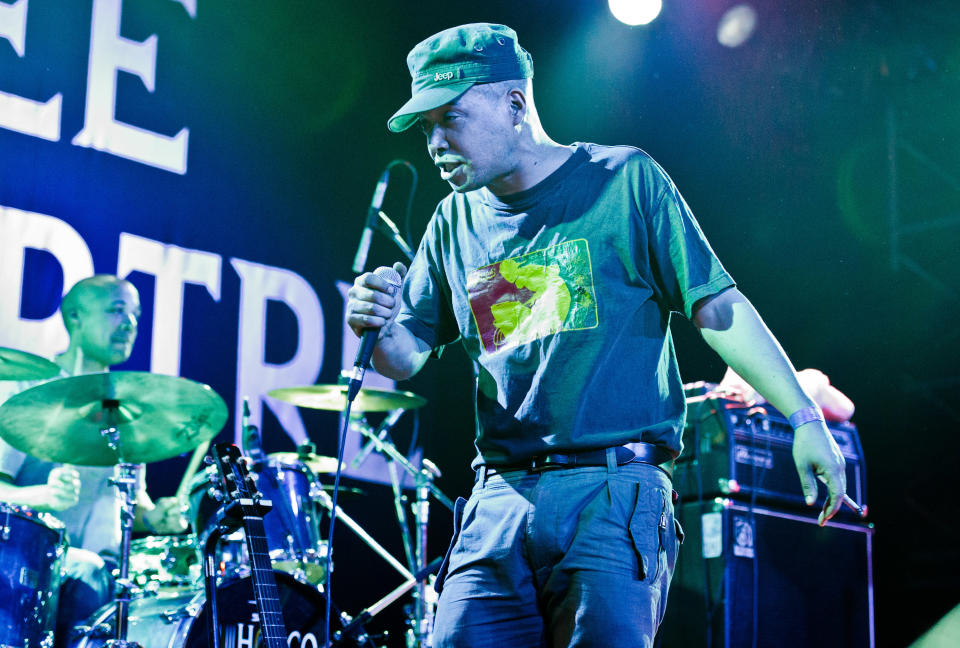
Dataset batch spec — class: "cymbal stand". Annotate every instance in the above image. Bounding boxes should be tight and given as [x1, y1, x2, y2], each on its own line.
[312, 487, 416, 644]
[99, 406, 141, 648]
[385, 457, 416, 573]
[410, 459, 441, 647]
[352, 425, 451, 647]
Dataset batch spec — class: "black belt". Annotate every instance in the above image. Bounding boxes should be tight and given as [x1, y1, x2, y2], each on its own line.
[482, 443, 676, 478]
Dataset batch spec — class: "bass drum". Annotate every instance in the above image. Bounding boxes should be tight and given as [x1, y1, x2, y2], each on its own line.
[70, 571, 362, 648]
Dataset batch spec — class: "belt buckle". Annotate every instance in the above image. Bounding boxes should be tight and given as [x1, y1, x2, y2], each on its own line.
[529, 455, 567, 472]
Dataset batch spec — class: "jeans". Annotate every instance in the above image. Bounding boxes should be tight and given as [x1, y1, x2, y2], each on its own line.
[55, 549, 114, 648]
[432, 460, 682, 648]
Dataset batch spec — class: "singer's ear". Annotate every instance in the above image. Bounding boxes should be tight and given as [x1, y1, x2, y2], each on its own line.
[507, 88, 527, 124]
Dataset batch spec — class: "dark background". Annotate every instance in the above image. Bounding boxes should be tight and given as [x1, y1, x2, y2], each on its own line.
[2, 1, 958, 645]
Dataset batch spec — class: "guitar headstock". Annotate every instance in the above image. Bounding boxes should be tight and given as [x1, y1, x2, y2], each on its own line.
[210, 442, 262, 507]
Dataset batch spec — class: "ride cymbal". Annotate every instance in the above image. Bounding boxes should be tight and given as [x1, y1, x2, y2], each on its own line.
[0, 372, 228, 465]
[267, 384, 427, 412]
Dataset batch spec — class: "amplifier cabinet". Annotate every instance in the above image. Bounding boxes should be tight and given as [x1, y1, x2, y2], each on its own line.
[674, 396, 866, 514]
[657, 499, 875, 648]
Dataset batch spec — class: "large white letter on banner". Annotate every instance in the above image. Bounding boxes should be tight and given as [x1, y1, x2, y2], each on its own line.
[72, 0, 190, 174]
[117, 233, 222, 376]
[0, 205, 94, 355]
[231, 258, 324, 446]
[0, 0, 62, 141]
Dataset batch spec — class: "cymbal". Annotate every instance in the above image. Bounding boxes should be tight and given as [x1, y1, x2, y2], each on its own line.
[0, 347, 60, 381]
[0, 371, 227, 466]
[315, 483, 365, 498]
[265, 451, 339, 474]
[267, 384, 427, 412]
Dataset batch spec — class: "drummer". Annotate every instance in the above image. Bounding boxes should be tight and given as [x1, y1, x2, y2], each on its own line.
[0, 275, 186, 647]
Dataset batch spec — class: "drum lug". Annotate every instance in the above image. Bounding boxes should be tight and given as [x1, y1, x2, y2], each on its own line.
[71, 623, 113, 640]
[163, 602, 201, 623]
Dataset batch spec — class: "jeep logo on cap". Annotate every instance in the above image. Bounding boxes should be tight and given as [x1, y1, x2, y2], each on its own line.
[434, 71, 455, 82]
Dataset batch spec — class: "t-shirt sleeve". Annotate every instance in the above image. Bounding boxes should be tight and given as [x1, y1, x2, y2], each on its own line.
[636, 157, 735, 319]
[395, 207, 460, 353]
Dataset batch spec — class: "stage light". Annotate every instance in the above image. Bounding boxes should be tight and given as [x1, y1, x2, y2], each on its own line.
[608, 0, 663, 27]
[717, 4, 758, 48]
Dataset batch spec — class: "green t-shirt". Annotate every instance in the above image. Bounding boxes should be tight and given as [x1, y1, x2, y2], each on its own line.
[397, 143, 734, 465]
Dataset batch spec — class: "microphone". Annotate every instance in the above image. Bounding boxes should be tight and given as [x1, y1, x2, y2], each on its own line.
[352, 168, 391, 274]
[241, 397, 264, 462]
[350, 408, 405, 469]
[346, 266, 402, 402]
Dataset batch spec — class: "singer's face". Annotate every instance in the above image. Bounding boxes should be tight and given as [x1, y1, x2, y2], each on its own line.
[419, 85, 519, 194]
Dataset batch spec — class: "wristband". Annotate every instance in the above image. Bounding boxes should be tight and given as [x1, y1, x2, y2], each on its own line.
[789, 406, 824, 430]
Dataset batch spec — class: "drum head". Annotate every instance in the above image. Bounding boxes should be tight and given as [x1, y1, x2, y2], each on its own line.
[71, 571, 355, 648]
[184, 571, 329, 648]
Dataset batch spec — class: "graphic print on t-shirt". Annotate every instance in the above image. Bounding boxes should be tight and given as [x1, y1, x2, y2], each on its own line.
[467, 239, 598, 353]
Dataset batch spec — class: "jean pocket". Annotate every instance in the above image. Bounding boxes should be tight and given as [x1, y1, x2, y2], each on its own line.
[628, 485, 668, 581]
[434, 496, 467, 594]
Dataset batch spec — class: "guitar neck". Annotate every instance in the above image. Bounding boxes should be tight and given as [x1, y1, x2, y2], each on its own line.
[241, 509, 287, 648]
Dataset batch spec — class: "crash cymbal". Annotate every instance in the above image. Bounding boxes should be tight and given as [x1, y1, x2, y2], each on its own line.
[267, 385, 427, 412]
[0, 347, 60, 381]
[0, 371, 227, 466]
[265, 451, 339, 474]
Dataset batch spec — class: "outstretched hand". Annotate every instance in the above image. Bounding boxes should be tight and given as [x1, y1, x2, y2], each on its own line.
[792, 422, 847, 526]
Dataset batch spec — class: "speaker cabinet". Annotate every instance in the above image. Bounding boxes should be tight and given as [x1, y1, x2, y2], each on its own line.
[657, 499, 875, 648]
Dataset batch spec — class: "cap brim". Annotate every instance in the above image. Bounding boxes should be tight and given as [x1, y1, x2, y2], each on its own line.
[387, 82, 475, 132]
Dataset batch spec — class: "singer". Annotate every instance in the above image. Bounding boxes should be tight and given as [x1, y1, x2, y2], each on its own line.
[345, 23, 847, 648]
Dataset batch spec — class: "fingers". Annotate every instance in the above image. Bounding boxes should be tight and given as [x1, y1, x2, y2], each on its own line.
[47, 466, 81, 509]
[798, 466, 819, 507]
[347, 264, 405, 336]
[817, 471, 847, 526]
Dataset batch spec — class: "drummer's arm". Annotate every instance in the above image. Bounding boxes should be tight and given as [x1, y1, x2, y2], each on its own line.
[0, 467, 80, 513]
[134, 468, 187, 534]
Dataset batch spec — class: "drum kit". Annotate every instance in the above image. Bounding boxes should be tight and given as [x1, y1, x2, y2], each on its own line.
[0, 347, 450, 648]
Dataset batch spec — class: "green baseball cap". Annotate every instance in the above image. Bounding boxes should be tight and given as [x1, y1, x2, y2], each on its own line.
[388, 23, 534, 133]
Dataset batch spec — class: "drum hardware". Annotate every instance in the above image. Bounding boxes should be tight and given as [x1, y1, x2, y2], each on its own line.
[127, 535, 199, 591]
[312, 485, 418, 641]
[0, 371, 228, 648]
[0, 346, 61, 381]
[68, 572, 356, 648]
[343, 412, 452, 647]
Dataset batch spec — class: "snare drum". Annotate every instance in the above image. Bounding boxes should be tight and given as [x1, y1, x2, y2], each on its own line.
[69, 571, 359, 648]
[128, 535, 200, 591]
[0, 503, 67, 648]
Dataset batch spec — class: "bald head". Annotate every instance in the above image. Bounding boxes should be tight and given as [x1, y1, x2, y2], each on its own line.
[61, 275, 136, 334]
[60, 275, 141, 370]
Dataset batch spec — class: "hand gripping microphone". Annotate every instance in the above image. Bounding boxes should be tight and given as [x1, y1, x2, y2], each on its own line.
[351, 168, 391, 274]
[346, 266, 402, 402]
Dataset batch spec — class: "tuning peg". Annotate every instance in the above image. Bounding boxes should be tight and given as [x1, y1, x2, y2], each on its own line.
[206, 487, 224, 502]
[203, 455, 214, 466]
